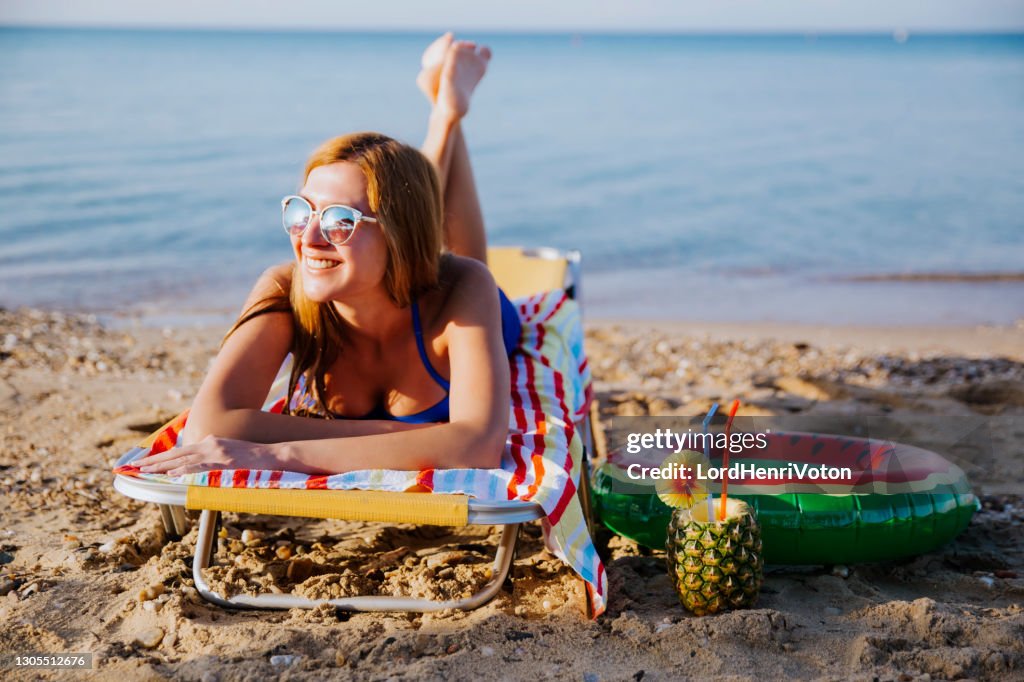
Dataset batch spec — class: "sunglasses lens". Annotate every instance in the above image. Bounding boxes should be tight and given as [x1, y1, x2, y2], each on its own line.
[282, 197, 311, 236]
[320, 206, 357, 244]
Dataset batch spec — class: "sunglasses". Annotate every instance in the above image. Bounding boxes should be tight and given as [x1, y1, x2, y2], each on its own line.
[281, 195, 379, 246]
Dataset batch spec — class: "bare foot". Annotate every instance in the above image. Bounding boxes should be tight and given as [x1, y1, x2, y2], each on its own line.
[435, 40, 492, 119]
[415, 32, 453, 103]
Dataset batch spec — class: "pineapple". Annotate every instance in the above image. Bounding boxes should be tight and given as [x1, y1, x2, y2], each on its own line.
[665, 497, 764, 616]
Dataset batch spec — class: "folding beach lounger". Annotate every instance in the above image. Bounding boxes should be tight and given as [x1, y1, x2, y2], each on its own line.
[113, 246, 606, 615]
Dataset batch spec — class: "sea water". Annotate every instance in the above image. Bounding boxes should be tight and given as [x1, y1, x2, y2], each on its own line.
[0, 28, 1021, 324]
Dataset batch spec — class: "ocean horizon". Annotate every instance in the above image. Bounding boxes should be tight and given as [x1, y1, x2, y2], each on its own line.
[1, 27, 1022, 325]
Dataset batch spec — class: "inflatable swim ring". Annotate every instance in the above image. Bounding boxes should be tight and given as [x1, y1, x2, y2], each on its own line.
[591, 431, 978, 564]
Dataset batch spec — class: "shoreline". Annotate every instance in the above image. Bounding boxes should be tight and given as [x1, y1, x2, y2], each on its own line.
[3, 264, 1024, 329]
[15, 305, 1021, 368]
[588, 317, 1024, 361]
[1, 301, 1020, 362]
[3, 300, 1021, 337]
[106, 306, 1024, 364]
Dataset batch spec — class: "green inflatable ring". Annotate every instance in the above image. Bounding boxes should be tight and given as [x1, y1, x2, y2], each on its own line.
[591, 431, 978, 564]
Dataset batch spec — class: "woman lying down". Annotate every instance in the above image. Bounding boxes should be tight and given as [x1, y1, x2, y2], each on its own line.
[135, 34, 524, 477]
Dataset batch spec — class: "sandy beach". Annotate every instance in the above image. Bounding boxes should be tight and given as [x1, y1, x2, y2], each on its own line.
[1, 307, 1022, 680]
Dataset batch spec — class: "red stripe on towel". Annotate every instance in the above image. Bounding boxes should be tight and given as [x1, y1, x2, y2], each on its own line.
[557, 433, 575, 479]
[547, 476, 577, 526]
[525, 352, 543, 418]
[507, 359, 529, 498]
[524, 444, 547, 501]
[509, 353, 528, 409]
[208, 470, 222, 487]
[552, 369, 566, 415]
[150, 411, 188, 455]
[525, 355, 546, 491]
[507, 441, 529, 498]
[416, 469, 435, 491]
[306, 476, 328, 489]
[232, 469, 249, 488]
[507, 443, 528, 500]
[267, 470, 282, 489]
[541, 293, 567, 322]
[542, 367, 576, 439]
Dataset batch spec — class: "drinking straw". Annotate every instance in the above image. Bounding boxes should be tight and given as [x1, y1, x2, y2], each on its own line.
[702, 403, 719, 521]
[719, 400, 741, 521]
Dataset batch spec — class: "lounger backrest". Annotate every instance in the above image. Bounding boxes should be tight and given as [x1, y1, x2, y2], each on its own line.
[489, 245, 598, 472]
[487, 246, 580, 300]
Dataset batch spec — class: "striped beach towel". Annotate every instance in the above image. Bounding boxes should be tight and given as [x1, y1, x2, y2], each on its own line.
[115, 291, 607, 616]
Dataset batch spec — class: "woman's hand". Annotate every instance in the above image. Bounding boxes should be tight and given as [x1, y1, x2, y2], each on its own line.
[134, 436, 289, 476]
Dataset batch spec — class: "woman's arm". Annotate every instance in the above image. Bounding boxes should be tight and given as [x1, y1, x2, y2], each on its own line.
[177, 264, 293, 446]
[140, 259, 510, 475]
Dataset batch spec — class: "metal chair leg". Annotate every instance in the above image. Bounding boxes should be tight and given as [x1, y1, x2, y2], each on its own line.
[158, 505, 177, 537]
[170, 505, 190, 536]
[190, 509, 522, 612]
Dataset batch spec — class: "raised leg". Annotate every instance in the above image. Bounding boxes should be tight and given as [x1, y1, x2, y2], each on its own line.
[418, 35, 491, 263]
[442, 123, 487, 263]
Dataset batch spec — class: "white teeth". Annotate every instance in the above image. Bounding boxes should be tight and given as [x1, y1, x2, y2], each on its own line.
[306, 257, 340, 270]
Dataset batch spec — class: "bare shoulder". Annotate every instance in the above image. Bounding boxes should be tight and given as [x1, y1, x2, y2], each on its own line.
[442, 255, 497, 294]
[241, 261, 294, 313]
[438, 255, 499, 316]
[257, 261, 294, 296]
[416, 256, 498, 337]
[263, 260, 295, 285]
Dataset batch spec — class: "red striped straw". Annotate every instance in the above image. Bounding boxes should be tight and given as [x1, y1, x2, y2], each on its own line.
[719, 400, 741, 521]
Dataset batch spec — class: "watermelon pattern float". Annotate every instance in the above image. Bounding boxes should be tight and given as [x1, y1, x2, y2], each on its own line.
[591, 431, 978, 564]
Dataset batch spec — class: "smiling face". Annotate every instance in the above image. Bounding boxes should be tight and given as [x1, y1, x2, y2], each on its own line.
[292, 161, 389, 304]
[294, 132, 444, 310]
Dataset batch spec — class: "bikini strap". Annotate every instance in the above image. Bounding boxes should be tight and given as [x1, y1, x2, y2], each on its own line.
[411, 297, 451, 391]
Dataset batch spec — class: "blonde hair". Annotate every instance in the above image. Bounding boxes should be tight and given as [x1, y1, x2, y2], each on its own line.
[226, 132, 445, 416]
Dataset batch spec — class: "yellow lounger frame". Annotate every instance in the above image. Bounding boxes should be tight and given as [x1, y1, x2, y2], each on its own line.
[112, 246, 597, 613]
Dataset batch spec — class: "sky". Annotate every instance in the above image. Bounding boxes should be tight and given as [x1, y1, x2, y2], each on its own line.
[2, 0, 1023, 33]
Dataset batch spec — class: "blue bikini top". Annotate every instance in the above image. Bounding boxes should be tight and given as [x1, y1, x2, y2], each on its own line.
[295, 287, 520, 424]
[332, 297, 451, 424]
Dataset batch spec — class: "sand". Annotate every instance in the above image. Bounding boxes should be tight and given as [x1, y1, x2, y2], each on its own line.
[1, 307, 1022, 681]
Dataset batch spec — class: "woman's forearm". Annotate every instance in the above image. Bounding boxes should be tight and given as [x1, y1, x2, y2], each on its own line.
[135, 415, 504, 478]
[183, 407, 431, 446]
[278, 420, 506, 475]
